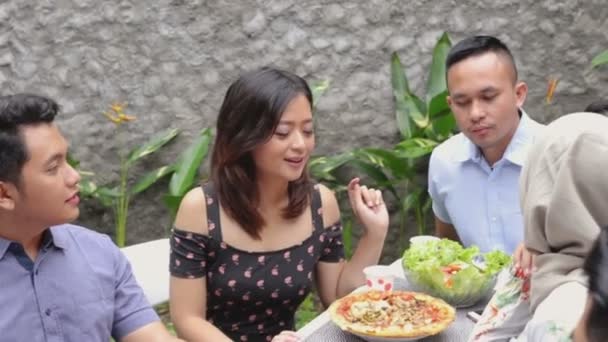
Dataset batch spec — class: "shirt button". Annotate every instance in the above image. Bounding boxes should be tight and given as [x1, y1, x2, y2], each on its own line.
[45, 309, 51, 316]
[491, 217, 497, 222]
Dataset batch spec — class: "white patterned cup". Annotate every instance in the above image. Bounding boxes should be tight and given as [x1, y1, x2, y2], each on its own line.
[363, 265, 396, 292]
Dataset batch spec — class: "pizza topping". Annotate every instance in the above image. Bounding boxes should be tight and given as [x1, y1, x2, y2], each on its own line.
[349, 300, 390, 324]
[339, 291, 451, 328]
[330, 290, 456, 338]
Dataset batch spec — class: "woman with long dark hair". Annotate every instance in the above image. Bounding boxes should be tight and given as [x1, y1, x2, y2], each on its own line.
[168, 67, 388, 342]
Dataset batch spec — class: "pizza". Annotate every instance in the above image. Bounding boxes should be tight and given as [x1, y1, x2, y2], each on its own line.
[329, 290, 456, 338]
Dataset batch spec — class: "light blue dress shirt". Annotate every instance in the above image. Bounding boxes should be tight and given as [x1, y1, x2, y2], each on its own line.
[0, 224, 159, 342]
[428, 111, 545, 254]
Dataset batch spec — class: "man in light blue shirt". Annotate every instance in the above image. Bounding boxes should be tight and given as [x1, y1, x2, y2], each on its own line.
[428, 36, 544, 271]
[0, 94, 182, 342]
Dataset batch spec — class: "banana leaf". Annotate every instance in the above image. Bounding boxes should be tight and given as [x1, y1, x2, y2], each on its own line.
[131, 165, 176, 195]
[391, 53, 426, 138]
[126, 128, 179, 167]
[394, 138, 438, 159]
[591, 50, 608, 68]
[426, 32, 451, 103]
[168, 128, 212, 197]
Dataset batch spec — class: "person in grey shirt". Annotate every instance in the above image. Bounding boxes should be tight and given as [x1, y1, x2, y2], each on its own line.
[0, 94, 182, 342]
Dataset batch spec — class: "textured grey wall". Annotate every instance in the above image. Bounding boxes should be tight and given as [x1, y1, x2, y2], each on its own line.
[2, 1, 607, 251]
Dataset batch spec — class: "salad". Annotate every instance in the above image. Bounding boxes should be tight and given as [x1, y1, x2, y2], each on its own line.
[402, 239, 511, 306]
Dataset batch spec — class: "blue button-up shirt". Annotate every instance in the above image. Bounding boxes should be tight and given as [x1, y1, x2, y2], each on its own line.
[0, 224, 159, 342]
[428, 111, 545, 254]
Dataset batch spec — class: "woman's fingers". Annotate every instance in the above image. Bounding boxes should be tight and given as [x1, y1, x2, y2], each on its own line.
[347, 177, 360, 207]
[347, 178, 384, 210]
[360, 185, 374, 207]
[375, 189, 383, 207]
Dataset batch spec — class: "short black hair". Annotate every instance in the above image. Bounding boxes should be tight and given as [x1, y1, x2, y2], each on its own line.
[584, 226, 608, 342]
[446, 35, 518, 82]
[0, 94, 59, 184]
[585, 100, 608, 115]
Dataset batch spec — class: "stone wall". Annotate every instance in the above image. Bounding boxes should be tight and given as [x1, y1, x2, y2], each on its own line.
[2, 0, 607, 252]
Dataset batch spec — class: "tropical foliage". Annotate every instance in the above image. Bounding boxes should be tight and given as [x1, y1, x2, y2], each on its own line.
[310, 32, 458, 243]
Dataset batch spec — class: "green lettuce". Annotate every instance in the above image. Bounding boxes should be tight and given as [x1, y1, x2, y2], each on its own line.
[402, 239, 511, 306]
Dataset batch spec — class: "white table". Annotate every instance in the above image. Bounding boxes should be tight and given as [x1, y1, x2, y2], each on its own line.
[297, 259, 487, 341]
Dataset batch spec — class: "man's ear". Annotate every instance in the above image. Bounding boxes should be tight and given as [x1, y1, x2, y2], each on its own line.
[515, 81, 528, 108]
[0, 181, 17, 211]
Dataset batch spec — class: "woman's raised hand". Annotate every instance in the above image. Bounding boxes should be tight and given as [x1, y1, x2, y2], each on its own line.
[347, 178, 389, 238]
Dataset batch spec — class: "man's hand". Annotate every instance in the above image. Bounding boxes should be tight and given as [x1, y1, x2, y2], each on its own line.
[513, 242, 537, 276]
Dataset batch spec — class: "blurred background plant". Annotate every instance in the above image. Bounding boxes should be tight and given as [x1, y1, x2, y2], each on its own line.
[541, 76, 560, 120]
[591, 49, 608, 69]
[310, 32, 458, 247]
[162, 128, 213, 222]
[70, 104, 215, 246]
[88, 103, 180, 247]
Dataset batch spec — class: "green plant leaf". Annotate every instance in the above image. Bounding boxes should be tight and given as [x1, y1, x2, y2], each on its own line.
[342, 217, 354, 259]
[350, 159, 398, 198]
[428, 90, 451, 118]
[402, 188, 423, 212]
[430, 113, 457, 140]
[169, 128, 212, 197]
[79, 179, 98, 197]
[311, 79, 330, 107]
[131, 165, 176, 195]
[591, 50, 608, 68]
[67, 153, 80, 168]
[422, 195, 432, 212]
[94, 186, 121, 207]
[354, 148, 412, 180]
[97, 186, 120, 197]
[126, 128, 180, 166]
[163, 195, 183, 220]
[426, 32, 451, 103]
[408, 95, 429, 130]
[394, 138, 439, 159]
[391, 53, 414, 138]
[308, 153, 354, 181]
[391, 52, 429, 137]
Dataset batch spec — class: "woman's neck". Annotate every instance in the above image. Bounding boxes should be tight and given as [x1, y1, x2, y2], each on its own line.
[255, 174, 289, 214]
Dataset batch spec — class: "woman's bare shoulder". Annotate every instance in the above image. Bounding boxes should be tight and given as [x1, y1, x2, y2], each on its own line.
[317, 183, 341, 227]
[174, 186, 209, 235]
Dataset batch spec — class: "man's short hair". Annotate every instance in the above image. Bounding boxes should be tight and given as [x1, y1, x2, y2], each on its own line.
[0, 94, 59, 184]
[446, 35, 518, 83]
[585, 100, 608, 115]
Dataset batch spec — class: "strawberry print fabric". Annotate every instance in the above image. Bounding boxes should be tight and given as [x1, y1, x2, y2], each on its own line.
[170, 183, 345, 341]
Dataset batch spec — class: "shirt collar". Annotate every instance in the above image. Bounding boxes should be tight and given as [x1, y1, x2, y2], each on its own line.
[0, 238, 9, 260]
[453, 109, 537, 166]
[48, 226, 69, 250]
[0, 226, 68, 260]
[502, 110, 536, 166]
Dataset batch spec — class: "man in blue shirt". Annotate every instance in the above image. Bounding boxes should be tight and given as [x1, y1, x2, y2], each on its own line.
[0, 94, 182, 342]
[428, 36, 544, 274]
